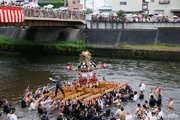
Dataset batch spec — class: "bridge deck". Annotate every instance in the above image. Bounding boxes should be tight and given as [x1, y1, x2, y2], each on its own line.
[0, 17, 86, 27]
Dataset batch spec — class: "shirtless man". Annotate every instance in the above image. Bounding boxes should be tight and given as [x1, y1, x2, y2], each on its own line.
[103, 77, 107, 82]
[25, 86, 30, 96]
[135, 104, 143, 119]
[168, 98, 174, 109]
[119, 107, 126, 120]
[154, 86, 159, 95]
[149, 91, 154, 100]
[35, 88, 41, 97]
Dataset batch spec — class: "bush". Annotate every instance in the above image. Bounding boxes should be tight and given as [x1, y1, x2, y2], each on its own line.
[38, 1, 68, 8]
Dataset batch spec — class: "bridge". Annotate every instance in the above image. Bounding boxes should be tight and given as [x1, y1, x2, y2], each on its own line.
[0, 17, 86, 27]
[0, 8, 86, 27]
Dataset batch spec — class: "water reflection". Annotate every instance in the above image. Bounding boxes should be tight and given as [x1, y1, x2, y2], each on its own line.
[0, 52, 179, 120]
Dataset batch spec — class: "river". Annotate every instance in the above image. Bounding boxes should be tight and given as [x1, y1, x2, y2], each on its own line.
[0, 51, 179, 120]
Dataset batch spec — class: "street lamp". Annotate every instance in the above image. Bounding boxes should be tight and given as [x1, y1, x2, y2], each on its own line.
[77, 0, 80, 19]
[64, 0, 66, 7]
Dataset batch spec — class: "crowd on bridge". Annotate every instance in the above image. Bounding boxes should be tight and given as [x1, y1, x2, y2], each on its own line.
[0, 1, 86, 20]
[23, 6, 86, 20]
[0, 1, 22, 7]
[92, 15, 180, 23]
[0, 74, 174, 120]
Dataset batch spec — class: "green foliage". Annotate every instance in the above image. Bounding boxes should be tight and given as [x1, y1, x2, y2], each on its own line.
[117, 42, 180, 51]
[116, 10, 125, 17]
[0, 35, 85, 55]
[86, 8, 93, 14]
[38, 0, 68, 8]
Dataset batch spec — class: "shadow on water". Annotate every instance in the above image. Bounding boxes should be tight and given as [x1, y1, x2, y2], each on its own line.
[0, 51, 180, 120]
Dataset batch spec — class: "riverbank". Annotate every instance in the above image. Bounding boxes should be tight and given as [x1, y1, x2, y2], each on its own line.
[0, 35, 85, 55]
[1, 35, 180, 61]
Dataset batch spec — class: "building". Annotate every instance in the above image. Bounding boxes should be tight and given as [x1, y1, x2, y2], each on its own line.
[148, 0, 180, 17]
[68, 0, 83, 10]
[112, 0, 143, 13]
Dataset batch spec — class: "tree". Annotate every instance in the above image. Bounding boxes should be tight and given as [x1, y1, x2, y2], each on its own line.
[116, 10, 125, 17]
[86, 8, 93, 14]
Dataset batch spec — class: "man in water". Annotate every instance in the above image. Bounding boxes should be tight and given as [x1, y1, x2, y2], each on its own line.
[10, 110, 18, 120]
[141, 81, 145, 91]
[139, 91, 144, 100]
[21, 96, 26, 108]
[42, 84, 49, 93]
[168, 98, 174, 109]
[102, 77, 107, 82]
[133, 91, 139, 101]
[49, 74, 65, 98]
[119, 107, 126, 120]
[126, 111, 133, 120]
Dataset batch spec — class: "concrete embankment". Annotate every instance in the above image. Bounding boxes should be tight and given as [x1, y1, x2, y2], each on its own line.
[87, 47, 180, 61]
[0, 42, 180, 61]
[1, 26, 180, 61]
[1, 26, 180, 45]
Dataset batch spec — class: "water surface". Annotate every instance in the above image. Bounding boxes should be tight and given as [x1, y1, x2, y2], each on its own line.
[0, 51, 179, 120]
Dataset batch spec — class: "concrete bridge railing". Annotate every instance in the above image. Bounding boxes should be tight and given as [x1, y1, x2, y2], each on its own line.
[87, 21, 180, 29]
[23, 8, 86, 20]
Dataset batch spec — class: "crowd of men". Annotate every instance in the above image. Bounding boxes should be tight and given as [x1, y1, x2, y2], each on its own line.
[92, 15, 180, 23]
[0, 1, 86, 20]
[0, 1, 22, 7]
[0, 75, 174, 120]
[22, 6, 86, 20]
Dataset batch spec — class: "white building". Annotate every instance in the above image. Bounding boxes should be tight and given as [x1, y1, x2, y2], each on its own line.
[4, 0, 38, 4]
[112, 0, 143, 13]
[148, 0, 180, 17]
[3, 0, 16, 2]
[84, 0, 111, 11]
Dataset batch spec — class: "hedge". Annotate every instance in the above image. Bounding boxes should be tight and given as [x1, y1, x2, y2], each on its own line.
[38, 1, 68, 8]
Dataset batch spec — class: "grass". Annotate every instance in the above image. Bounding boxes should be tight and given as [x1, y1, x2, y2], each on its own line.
[1, 34, 180, 53]
[86, 43, 180, 52]
[117, 43, 180, 51]
[0, 35, 85, 47]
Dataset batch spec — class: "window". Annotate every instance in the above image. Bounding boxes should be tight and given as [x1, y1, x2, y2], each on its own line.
[120, 2, 127, 5]
[73, 0, 76, 4]
[154, 10, 164, 15]
[143, 4, 148, 10]
[143, 0, 150, 2]
[159, 0, 170, 4]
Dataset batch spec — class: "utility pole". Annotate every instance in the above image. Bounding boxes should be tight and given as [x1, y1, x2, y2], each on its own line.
[64, 0, 66, 7]
[78, 0, 80, 19]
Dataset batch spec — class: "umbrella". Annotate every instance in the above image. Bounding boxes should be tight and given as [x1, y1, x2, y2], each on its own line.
[148, 14, 153, 16]
[16, 0, 23, 2]
[28, 2, 35, 6]
[137, 15, 142, 17]
[76, 9, 82, 12]
[47, 4, 54, 8]
[162, 15, 167, 17]
[23, 2, 29, 5]
[154, 13, 159, 15]
[122, 14, 126, 16]
[158, 14, 162, 17]
[59, 7, 67, 10]
[126, 14, 133, 17]
[31, 4, 40, 8]
[133, 14, 137, 17]
[92, 12, 100, 15]
[173, 16, 178, 18]
[44, 5, 53, 8]
[113, 13, 118, 17]
[53, 9, 59, 11]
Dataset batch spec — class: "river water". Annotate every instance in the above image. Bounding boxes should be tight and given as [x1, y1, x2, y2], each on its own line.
[0, 51, 179, 120]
